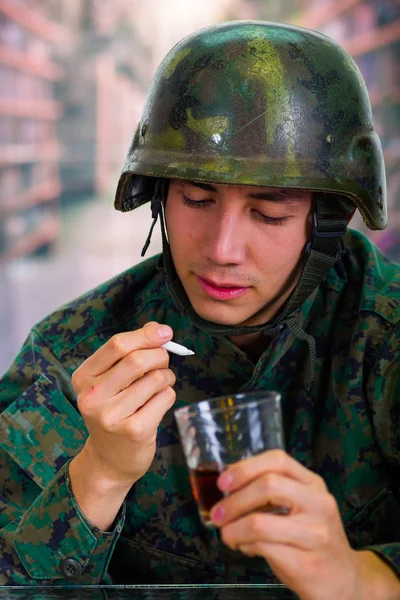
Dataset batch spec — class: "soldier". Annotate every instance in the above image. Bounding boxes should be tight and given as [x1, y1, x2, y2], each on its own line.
[0, 20, 399, 599]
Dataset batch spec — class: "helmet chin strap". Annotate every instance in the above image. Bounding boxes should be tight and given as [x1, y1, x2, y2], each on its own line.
[140, 179, 163, 257]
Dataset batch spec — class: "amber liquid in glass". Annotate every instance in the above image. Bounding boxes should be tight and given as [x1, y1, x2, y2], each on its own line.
[189, 464, 224, 526]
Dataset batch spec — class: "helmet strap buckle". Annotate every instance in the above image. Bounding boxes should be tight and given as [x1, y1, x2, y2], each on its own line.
[306, 204, 347, 256]
[141, 179, 163, 257]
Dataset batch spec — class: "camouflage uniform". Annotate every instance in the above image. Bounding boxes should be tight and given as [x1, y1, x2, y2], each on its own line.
[0, 229, 399, 584]
[0, 20, 399, 586]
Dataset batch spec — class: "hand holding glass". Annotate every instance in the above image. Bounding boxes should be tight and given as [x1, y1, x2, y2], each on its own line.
[174, 391, 284, 527]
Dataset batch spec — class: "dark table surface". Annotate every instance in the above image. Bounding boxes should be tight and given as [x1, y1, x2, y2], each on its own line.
[0, 585, 298, 599]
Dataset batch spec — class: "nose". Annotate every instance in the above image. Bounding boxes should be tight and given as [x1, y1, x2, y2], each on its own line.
[203, 208, 246, 266]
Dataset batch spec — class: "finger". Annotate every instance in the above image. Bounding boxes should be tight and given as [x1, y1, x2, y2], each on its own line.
[238, 542, 267, 558]
[220, 511, 331, 552]
[237, 541, 308, 585]
[84, 347, 171, 402]
[98, 368, 176, 425]
[217, 449, 324, 493]
[238, 541, 297, 562]
[126, 385, 177, 436]
[73, 322, 173, 381]
[211, 473, 314, 525]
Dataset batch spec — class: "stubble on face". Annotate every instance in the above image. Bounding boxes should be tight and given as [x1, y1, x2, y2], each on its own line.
[186, 259, 304, 327]
[187, 261, 262, 286]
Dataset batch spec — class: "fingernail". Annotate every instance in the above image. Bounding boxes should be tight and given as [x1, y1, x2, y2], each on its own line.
[157, 325, 172, 339]
[218, 471, 233, 491]
[211, 506, 225, 523]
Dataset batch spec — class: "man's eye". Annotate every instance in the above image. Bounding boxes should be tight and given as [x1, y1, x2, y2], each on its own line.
[181, 196, 288, 225]
[182, 196, 209, 208]
[255, 212, 288, 225]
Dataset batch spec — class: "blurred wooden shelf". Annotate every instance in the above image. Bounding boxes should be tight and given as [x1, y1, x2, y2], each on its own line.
[0, 216, 60, 266]
[0, 0, 69, 44]
[384, 148, 400, 168]
[0, 45, 63, 80]
[0, 2, 64, 267]
[0, 178, 61, 217]
[293, 2, 400, 58]
[342, 19, 400, 56]
[293, 0, 360, 29]
[370, 87, 400, 109]
[0, 142, 61, 165]
[0, 99, 62, 119]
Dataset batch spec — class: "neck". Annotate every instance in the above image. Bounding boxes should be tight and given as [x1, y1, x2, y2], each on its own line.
[228, 331, 272, 360]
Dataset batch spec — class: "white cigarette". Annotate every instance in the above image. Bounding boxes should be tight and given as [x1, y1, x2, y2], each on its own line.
[162, 341, 195, 356]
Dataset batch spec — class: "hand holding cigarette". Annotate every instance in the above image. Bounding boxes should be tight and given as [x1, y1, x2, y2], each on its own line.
[69, 322, 180, 529]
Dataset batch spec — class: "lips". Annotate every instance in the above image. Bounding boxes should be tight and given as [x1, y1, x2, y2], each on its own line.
[196, 275, 251, 301]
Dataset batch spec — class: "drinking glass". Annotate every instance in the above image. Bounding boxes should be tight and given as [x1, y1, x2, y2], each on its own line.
[174, 391, 284, 527]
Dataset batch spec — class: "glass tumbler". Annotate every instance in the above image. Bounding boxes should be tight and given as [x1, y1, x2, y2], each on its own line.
[174, 390, 284, 527]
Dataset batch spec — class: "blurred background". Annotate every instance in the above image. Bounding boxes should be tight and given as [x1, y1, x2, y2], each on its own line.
[0, 0, 399, 374]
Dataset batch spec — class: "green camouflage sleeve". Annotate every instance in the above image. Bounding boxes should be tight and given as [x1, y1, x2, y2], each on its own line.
[0, 330, 125, 584]
[364, 323, 400, 578]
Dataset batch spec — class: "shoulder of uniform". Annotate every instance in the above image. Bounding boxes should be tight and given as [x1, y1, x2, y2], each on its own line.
[32, 254, 168, 360]
[342, 229, 400, 326]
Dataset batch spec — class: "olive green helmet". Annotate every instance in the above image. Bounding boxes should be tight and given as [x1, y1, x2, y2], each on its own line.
[115, 20, 386, 230]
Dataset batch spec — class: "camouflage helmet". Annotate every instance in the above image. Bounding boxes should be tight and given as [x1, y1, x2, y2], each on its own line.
[115, 20, 387, 230]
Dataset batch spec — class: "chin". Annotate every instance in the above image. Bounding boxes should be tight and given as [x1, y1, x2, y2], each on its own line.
[191, 303, 251, 327]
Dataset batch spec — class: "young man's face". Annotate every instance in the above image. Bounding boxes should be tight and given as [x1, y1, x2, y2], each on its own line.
[164, 179, 313, 328]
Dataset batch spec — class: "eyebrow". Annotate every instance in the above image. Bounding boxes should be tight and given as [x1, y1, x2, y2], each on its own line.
[182, 181, 305, 203]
